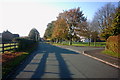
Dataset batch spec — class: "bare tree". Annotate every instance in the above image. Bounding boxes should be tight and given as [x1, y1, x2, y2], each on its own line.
[93, 3, 116, 32]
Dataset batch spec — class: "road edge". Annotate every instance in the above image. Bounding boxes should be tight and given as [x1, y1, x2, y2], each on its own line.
[65, 48, 120, 69]
[82, 51, 120, 69]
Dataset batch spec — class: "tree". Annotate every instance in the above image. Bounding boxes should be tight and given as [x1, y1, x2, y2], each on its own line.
[100, 6, 120, 40]
[28, 28, 40, 41]
[59, 7, 87, 45]
[94, 3, 116, 30]
[111, 7, 120, 35]
[91, 31, 99, 46]
[89, 21, 99, 46]
[76, 21, 92, 45]
[52, 18, 68, 43]
[93, 3, 116, 40]
[75, 21, 99, 46]
[44, 21, 55, 40]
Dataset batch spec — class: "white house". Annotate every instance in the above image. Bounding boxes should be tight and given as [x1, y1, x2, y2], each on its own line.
[79, 36, 91, 42]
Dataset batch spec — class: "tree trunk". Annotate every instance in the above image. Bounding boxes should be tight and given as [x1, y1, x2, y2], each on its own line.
[88, 38, 90, 46]
[59, 39, 62, 44]
[69, 39, 72, 45]
[94, 39, 96, 46]
[56, 39, 58, 43]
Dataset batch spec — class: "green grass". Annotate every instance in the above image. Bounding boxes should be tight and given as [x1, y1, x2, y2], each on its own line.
[52, 42, 106, 47]
[2, 52, 29, 77]
[102, 50, 120, 58]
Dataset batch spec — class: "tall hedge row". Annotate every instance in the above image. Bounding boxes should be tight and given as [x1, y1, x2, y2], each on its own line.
[106, 34, 120, 54]
[14, 37, 38, 52]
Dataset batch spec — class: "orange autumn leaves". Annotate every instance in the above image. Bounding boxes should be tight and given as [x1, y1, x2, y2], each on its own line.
[52, 18, 68, 39]
[2, 52, 24, 63]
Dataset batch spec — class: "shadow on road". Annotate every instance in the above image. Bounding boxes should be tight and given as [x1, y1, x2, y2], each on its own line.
[8, 43, 79, 80]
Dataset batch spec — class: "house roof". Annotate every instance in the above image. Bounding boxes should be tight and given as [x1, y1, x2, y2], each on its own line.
[3, 30, 12, 34]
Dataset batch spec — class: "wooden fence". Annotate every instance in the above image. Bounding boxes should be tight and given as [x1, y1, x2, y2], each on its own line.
[0, 42, 18, 53]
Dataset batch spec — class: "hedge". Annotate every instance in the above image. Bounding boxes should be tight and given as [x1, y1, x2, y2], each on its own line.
[13, 37, 38, 52]
[106, 34, 120, 54]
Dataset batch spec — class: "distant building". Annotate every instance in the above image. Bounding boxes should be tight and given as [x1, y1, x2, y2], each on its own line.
[77, 35, 91, 42]
[80, 36, 91, 42]
[13, 34, 19, 38]
[2, 30, 14, 41]
[2, 30, 19, 42]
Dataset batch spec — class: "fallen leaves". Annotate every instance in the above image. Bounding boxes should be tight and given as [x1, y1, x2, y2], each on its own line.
[1, 52, 24, 63]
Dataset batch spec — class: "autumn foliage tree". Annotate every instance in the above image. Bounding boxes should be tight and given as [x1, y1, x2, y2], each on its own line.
[52, 18, 68, 42]
[44, 7, 87, 44]
[56, 7, 87, 45]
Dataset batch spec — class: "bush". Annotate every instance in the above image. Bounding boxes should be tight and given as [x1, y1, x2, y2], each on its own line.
[106, 34, 120, 55]
[13, 37, 38, 52]
[2, 37, 39, 79]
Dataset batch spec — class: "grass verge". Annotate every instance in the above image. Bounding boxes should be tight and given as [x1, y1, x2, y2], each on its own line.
[2, 42, 39, 78]
[102, 50, 120, 58]
[2, 52, 29, 78]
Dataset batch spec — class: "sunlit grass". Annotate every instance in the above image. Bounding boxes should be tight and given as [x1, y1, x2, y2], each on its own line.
[52, 42, 106, 47]
[102, 50, 120, 58]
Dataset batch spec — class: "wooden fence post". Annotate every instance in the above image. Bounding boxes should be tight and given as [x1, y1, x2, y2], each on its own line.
[14, 42, 17, 51]
[2, 43, 4, 53]
[10, 43, 11, 50]
[14, 42, 16, 49]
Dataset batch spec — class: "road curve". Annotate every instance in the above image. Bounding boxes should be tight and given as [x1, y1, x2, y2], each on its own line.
[8, 43, 119, 79]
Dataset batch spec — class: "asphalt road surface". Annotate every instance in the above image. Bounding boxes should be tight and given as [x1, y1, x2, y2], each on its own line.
[9, 43, 119, 79]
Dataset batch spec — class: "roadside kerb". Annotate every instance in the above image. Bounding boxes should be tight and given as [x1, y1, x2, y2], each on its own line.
[66, 48, 120, 69]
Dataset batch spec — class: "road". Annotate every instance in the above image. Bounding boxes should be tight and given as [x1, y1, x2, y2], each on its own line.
[9, 43, 119, 79]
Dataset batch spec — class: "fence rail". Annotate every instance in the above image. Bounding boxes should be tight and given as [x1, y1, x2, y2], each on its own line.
[0, 42, 18, 53]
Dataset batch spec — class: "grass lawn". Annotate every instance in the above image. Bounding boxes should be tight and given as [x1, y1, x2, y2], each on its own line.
[52, 42, 106, 47]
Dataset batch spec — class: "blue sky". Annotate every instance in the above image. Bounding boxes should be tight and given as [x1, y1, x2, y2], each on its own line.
[47, 2, 118, 20]
[0, 1, 118, 37]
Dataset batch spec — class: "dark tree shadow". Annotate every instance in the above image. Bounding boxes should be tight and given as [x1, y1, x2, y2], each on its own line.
[8, 43, 79, 80]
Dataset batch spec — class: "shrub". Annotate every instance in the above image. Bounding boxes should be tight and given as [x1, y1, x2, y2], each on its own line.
[106, 34, 120, 55]
[13, 37, 38, 52]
